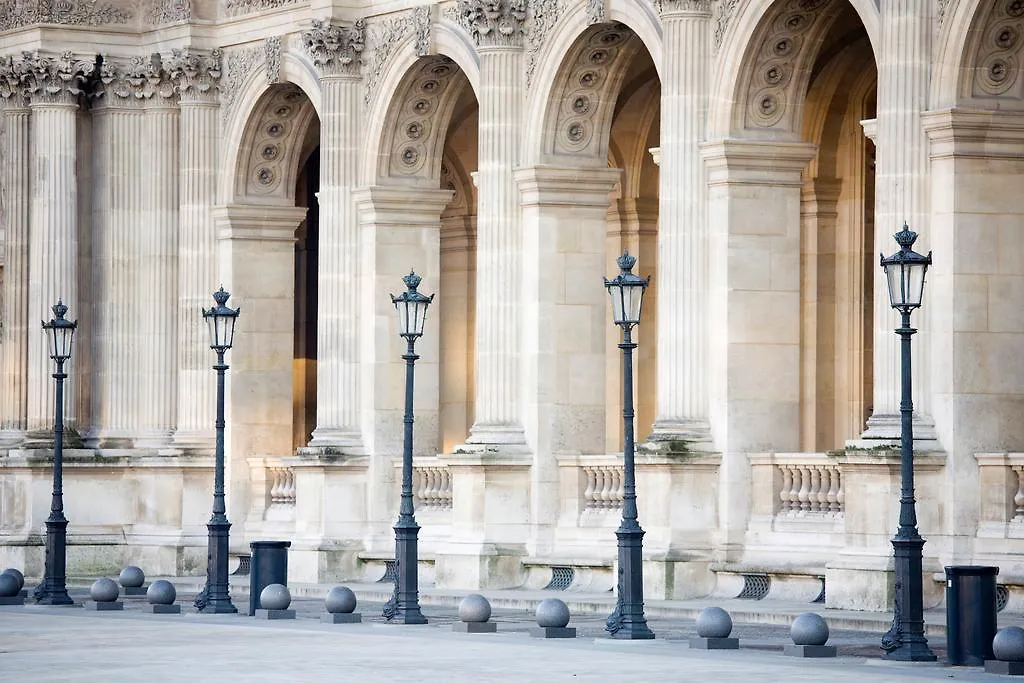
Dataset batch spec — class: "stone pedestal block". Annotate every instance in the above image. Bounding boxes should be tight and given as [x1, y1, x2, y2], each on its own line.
[86, 601, 123, 611]
[530, 627, 575, 639]
[784, 644, 836, 658]
[0, 596, 25, 606]
[143, 604, 181, 614]
[689, 637, 738, 650]
[122, 586, 147, 597]
[321, 612, 361, 623]
[985, 660, 1024, 676]
[453, 621, 497, 633]
[255, 608, 296, 620]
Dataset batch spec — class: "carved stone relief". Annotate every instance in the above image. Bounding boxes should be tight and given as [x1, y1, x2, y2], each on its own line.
[385, 56, 463, 180]
[146, 0, 191, 24]
[364, 12, 414, 107]
[92, 54, 173, 106]
[972, 0, 1024, 98]
[165, 48, 222, 104]
[0, 51, 97, 107]
[301, 19, 365, 77]
[525, 0, 565, 89]
[713, 0, 739, 55]
[741, 0, 835, 131]
[458, 0, 528, 47]
[547, 23, 640, 158]
[265, 36, 282, 85]
[222, 0, 300, 19]
[0, 0, 132, 30]
[586, 0, 605, 25]
[221, 44, 262, 124]
[658, 0, 712, 15]
[243, 84, 309, 196]
[414, 5, 433, 57]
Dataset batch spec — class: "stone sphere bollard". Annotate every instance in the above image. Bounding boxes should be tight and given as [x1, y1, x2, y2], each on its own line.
[696, 607, 733, 639]
[119, 566, 145, 588]
[459, 594, 492, 623]
[994, 627, 1024, 662]
[536, 598, 570, 628]
[146, 580, 176, 606]
[91, 578, 120, 603]
[260, 583, 291, 611]
[325, 586, 357, 614]
[791, 612, 829, 646]
[0, 573, 19, 598]
[2, 568, 25, 591]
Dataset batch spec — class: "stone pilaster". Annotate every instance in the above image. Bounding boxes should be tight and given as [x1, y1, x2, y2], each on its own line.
[0, 68, 30, 447]
[22, 52, 95, 442]
[137, 77, 179, 448]
[459, 0, 528, 450]
[166, 49, 221, 452]
[860, 0, 936, 444]
[646, 0, 713, 450]
[88, 55, 163, 448]
[300, 21, 365, 452]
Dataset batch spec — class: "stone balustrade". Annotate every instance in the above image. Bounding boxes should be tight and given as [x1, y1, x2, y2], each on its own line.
[777, 460, 844, 518]
[267, 464, 296, 511]
[413, 460, 452, 511]
[977, 453, 1024, 530]
[582, 464, 624, 511]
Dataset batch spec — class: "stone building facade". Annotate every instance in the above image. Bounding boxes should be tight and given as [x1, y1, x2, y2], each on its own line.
[0, 0, 1022, 612]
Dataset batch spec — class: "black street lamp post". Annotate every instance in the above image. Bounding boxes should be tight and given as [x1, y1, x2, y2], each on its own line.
[383, 270, 433, 625]
[197, 287, 240, 614]
[34, 300, 77, 606]
[879, 224, 936, 662]
[604, 252, 654, 640]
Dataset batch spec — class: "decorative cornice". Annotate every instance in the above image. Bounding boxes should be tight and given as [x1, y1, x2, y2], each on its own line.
[0, 0, 131, 31]
[660, 0, 712, 16]
[147, 0, 191, 24]
[301, 19, 365, 77]
[222, 0, 301, 18]
[92, 54, 172, 106]
[4, 51, 97, 107]
[165, 49, 222, 104]
[459, 0, 528, 48]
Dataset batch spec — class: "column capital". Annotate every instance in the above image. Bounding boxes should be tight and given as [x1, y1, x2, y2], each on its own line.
[212, 204, 306, 242]
[458, 0, 527, 49]
[8, 51, 96, 107]
[301, 19, 365, 78]
[165, 49, 222, 104]
[352, 185, 454, 223]
[700, 139, 816, 186]
[92, 54, 174, 108]
[659, 0, 712, 18]
[922, 108, 1024, 159]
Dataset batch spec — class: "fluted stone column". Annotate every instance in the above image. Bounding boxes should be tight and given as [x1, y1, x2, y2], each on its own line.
[860, 0, 936, 444]
[0, 87, 30, 447]
[167, 50, 222, 453]
[88, 58, 152, 447]
[301, 22, 364, 452]
[647, 1, 713, 450]
[137, 87, 179, 448]
[459, 1, 528, 451]
[23, 52, 94, 442]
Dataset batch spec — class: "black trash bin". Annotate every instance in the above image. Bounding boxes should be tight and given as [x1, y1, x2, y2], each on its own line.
[249, 540, 290, 616]
[945, 565, 999, 666]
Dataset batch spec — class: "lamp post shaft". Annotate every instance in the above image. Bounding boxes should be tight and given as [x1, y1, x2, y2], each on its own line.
[201, 351, 237, 614]
[37, 359, 72, 605]
[881, 310, 935, 661]
[384, 338, 427, 624]
[606, 326, 654, 639]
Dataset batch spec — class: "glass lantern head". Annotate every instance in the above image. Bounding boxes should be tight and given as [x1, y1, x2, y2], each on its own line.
[391, 270, 434, 340]
[604, 251, 649, 328]
[880, 224, 932, 313]
[203, 287, 240, 352]
[41, 299, 77, 363]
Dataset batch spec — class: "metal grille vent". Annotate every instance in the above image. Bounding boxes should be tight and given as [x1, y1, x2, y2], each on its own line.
[737, 573, 771, 600]
[544, 566, 575, 591]
[232, 556, 251, 576]
[997, 585, 1010, 613]
[812, 578, 826, 603]
[379, 559, 398, 583]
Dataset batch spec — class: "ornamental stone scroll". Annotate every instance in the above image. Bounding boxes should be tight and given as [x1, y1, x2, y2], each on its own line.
[459, 0, 528, 48]
[165, 49, 223, 104]
[301, 19, 366, 77]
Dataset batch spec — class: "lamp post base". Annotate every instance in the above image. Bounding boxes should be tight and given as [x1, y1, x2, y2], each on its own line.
[200, 518, 237, 615]
[36, 518, 73, 606]
[606, 526, 654, 640]
[383, 524, 427, 625]
[881, 535, 935, 662]
[881, 640, 937, 662]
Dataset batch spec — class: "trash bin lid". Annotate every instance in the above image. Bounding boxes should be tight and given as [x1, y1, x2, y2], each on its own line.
[944, 565, 999, 576]
[250, 540, 292, 549]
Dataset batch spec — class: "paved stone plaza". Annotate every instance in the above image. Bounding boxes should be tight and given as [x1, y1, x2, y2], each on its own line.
[0, 590, 1014, 682]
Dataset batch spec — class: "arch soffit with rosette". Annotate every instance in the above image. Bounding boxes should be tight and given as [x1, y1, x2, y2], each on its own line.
[948, 0, 1024, 109]
[709, 0, 880, 140]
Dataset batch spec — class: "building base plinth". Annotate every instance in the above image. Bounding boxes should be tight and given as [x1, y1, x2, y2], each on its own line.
[86, 601, 123, 611]
[255, 608, 295, 620]
[143, 604, 181, 614]
[784, 644, 836, 658]
[689, 637, 739, 650]
[453, 621, 497, 633]
[531, 627, 575, 639]
[321, 612, 362, 623]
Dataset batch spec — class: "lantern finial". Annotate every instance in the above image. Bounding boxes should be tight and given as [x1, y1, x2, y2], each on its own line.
[52, 299, 68, 320]
[403, 270, 422, 291]
[894, 223, 918, 250]
[616, 251, 637, 273]
[212, 286, 231, 306]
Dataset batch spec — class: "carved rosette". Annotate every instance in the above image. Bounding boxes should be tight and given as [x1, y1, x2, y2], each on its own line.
[973, 0, 1024, 98]
[301, 19, 365, 77]
[459, 0, 528, 48]
[387, 57, 461, 179]
[14, 51, 96, 107]
[165, 49, 223, 104]
[92, 54, 171, 107]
